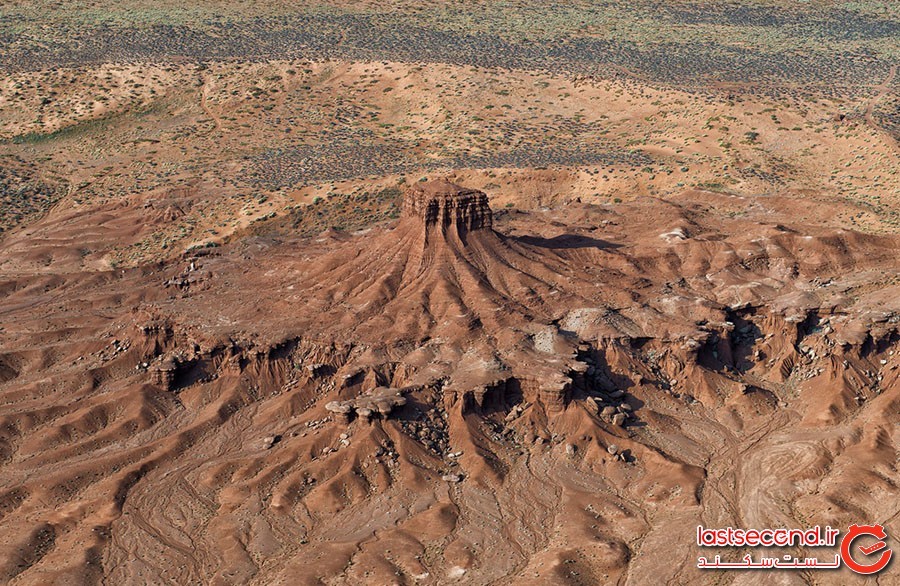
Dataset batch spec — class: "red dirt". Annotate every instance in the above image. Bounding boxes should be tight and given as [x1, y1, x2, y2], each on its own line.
[0, 180, 897, 584]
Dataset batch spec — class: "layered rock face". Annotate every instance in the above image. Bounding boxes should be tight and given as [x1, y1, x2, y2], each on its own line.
[401, 179, 493, 237]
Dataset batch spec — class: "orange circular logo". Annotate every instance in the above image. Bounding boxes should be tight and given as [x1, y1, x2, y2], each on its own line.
[840, 524, 892, 575]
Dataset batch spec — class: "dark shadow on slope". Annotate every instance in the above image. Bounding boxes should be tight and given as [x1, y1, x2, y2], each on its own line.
[514, 234, 621, 251]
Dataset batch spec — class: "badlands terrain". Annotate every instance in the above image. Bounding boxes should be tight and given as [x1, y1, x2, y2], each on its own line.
[0, 1, 898, 585]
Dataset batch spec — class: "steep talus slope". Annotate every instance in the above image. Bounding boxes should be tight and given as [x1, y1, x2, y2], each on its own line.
[0, 183, 897, 584]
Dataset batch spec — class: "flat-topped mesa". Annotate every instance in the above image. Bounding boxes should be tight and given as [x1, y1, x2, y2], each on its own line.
[402, 180, 493, 236]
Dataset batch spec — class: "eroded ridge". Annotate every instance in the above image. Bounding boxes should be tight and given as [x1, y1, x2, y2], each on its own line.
[0, 184, 897, 585]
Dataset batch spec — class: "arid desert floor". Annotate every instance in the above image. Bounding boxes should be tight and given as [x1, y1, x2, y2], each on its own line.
[0, 1, 898, 584]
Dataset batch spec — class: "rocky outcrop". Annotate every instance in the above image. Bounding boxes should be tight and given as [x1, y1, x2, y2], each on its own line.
[326, 386, 408, 422]
[401, 179, 493, 237]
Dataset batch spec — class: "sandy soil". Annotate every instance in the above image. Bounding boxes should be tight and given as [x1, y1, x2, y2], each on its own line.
[0, 180, 896, 585]
[0, 5, 897, 581]
[2, 58, 898, 271]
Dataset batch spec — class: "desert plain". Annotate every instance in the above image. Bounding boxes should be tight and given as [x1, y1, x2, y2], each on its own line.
[0, 1, 898, 584]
